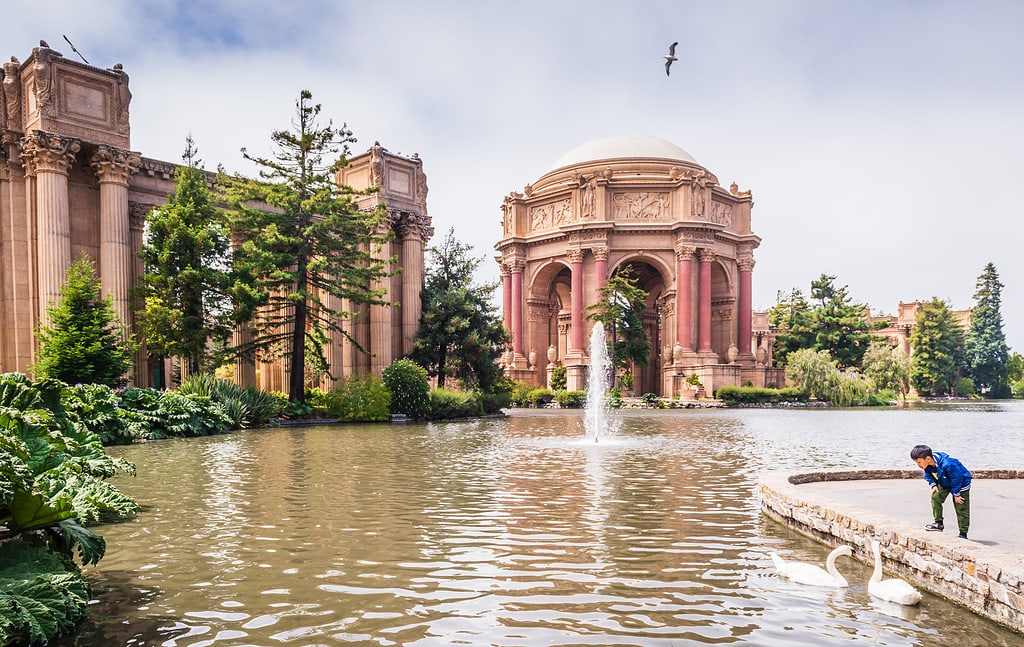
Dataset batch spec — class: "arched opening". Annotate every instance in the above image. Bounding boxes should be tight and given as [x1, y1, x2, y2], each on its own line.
[606, 259, 666, 396]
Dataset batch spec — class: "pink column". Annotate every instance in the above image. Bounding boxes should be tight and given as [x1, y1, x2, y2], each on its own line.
[738, 258, 754, 355]
[500, 261, 512, 337]
[510, 260, 524, 356]
[676, 246, 695, 350]
[569, 249, 585, 352]
[593, 247, 608, 296]
[698, 248, 714, 352]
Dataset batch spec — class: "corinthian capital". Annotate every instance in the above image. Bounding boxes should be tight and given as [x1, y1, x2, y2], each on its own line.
[20, 131, 80, 175]
[675, 244, 697, 260]
[566, 249, 585, 264]
[90, 145, 141, 185]
[698, 248, 716, 263]
[591, 246, 609, 261]
[738, 257, 756, 272]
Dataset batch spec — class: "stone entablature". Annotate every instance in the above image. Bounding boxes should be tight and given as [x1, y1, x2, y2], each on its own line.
[496, 136, 769, 396]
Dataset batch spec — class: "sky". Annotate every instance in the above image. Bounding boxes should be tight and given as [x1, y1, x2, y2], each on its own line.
[7, 1, 1024, 350]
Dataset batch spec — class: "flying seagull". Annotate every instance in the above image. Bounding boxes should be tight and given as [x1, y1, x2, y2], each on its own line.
[664, 41, 678, 76]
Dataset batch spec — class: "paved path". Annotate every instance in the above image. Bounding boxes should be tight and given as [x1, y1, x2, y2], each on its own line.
[798, 478, 1024, 556]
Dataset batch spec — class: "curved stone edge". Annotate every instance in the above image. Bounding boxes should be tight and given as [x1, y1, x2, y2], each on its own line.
[759, 469, 1024, 635]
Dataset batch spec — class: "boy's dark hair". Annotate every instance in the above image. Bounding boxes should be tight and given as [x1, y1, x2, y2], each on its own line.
[910, 445, 933, 460]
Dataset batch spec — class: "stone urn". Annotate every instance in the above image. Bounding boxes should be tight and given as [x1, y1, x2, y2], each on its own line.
[547, 345, 557, 364]
[673, 343, 684, 364]
[755, 345, 768, 365]
[528, 349, 538, 369]
[727, 344, 739, 364]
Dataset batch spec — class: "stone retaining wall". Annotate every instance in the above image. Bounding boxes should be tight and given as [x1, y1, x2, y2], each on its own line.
[759, 469, 1024, 634]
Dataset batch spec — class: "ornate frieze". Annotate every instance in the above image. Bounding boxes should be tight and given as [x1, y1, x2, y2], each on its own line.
[20, 130, 79, 175]
[612, 191, 671, 220]
[139, 157, 175, 179]
[566, 230, 607, 246]
[678, 229, 715, 245]
[90, 145, 140, 184]
[530, 197, 572, 231]
[710, 200, 733, 228]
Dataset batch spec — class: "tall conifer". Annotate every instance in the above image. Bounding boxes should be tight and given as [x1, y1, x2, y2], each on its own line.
[964, 262, 1010, 397]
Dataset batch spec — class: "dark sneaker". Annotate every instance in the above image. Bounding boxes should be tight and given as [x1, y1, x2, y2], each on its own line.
[925, 522, 944, 531]
[958, 532, 968, 539]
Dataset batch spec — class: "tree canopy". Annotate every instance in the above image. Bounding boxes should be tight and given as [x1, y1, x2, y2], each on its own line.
[909, 297, 965, 397]
[964, 262, 1010, 398]
[586, 265, 651, 377]
[137, 136, 233, 384]
[34, 255, 137, 386]
[410, 228, 508, 391]
[219, 90, 393, 403]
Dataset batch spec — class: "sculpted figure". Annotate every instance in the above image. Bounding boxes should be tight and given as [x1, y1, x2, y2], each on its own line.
[112, 64, 132, 127]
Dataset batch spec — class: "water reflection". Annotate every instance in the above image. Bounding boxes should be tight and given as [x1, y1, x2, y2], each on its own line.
[54, 403, 1024, 646]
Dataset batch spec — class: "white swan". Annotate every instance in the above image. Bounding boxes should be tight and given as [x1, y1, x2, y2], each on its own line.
[868, 540, 922, 605]
[770, 544, 852, 587]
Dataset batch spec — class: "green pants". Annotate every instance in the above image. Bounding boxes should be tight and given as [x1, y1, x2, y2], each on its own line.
[932, 486, 970, 534]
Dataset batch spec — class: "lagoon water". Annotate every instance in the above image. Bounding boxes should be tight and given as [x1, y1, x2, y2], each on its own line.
[58, 402, 1024, 646]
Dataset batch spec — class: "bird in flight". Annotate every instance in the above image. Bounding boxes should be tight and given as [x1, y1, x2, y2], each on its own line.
[664, 41, 678, 76]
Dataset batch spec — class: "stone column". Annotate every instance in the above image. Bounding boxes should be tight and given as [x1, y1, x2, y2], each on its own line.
[128, 202, 149, 386]
[21, 132, 79, 328]
[370, 236, 394, 375]
[399, 218, 425, 356]
[738, 258, 755, 356]
[698, 248, 715, 352]
[676, 245, 695, 351]
[510, 259, 525, 356]
[592, 246, 608, 299]
[501, 261, 512, 337]
[90, 145, 140, 337]
[568, 249, 585, 352]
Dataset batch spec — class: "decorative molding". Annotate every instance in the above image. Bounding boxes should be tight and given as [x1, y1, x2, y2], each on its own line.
[591, 246, 609, 261]
[566, 248, 584, 264]
[90, 144, 140, 185]
[713, 308, 733, 320]
[738, 258, 756, 272]
[529, 197, 572, 231]
[612, 191, 671, 220]
[678, 229, 716, 245]
[567, 229, 607, 245]
[698, 248, 717, 263]
[20, 130, 80, 175]
[674, 244, 697, 260]
[139, 157, 176, 179]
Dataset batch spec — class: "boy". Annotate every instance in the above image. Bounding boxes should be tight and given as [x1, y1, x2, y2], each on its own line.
[910, 444, 972, 539]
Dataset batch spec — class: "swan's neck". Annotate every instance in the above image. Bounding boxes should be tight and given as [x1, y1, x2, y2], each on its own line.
[825, 550, 848, 586]
[870, 545, 882, 584]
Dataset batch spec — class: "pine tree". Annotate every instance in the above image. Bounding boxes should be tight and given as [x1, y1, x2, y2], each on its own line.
[34, 255, 137, 386]
[410, 228, 508, 390]
[138, 136, 233, 385]
[220, 91, 392, 403]
[964, 263, 1010, 398]
[909, 297, 965, 396]
[768, 288, 813, 367]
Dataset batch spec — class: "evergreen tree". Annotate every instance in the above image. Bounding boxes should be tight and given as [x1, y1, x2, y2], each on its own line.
[410, 228, 509, 390]
[964, 262, 1010, 398]
[772, 275, 882, 369]
[586, 265, 651, 378]
[34, 255, 137, 386]
[220, 91, 392, 403]
[138, 136, 233, 385]
[909, 297, 965, 396]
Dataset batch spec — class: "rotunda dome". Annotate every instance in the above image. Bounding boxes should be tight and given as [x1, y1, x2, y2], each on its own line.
[547, 135, 697, 173]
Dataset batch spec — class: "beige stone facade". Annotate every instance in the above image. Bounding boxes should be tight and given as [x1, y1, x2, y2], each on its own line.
[0, 44, 429, 387]
[495, 136, 783, 397]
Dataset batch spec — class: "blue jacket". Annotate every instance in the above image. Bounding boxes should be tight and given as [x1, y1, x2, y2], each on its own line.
[922, 451, 972, 495]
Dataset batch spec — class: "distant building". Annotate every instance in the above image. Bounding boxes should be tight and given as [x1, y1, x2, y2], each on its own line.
[495, 136, 784, 397]
[0, 43, 430, 387]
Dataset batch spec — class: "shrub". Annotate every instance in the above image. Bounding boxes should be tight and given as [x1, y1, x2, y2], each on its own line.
[508, 380, 535, 407]
[555, 390, 587, 408]
[429, 388, 482, 419]
[324, 374, 391, 422]
[382, 359, 430, 419]
[955, 377, 976, 398]
[549, 365, 567, 391]
[62, 382, 132, 445]
[641, 392, 660, 407]
[606, 389, 623, 408]
[715, 386, 809, 406]
[778, 387, 808, 402]
[118, 387, 233, 439]
[526, 388, 554, 407]
[480, 390, 511, 414]
[177, 374, 284, 429]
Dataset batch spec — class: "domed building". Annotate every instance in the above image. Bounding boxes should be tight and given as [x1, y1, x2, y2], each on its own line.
[495, 136, 783, 397]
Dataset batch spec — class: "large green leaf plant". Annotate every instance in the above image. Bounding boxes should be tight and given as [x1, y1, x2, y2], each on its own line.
[0, 373, 138, 645]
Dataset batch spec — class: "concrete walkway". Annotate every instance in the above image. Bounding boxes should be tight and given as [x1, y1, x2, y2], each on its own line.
[798, 477, 1024, 556]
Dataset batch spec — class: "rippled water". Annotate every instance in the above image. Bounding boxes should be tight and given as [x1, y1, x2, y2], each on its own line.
[56, 402, 1024, 646]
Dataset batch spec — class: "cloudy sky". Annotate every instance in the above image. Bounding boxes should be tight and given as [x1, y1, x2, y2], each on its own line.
[8, 1, 1024, 349]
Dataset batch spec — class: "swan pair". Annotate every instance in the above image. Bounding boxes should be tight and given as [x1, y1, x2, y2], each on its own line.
[770, 540, 922, 606]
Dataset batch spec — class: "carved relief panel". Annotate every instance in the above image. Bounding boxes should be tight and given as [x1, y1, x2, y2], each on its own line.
[529, 197, 572, 231]
[611, 191, 671, 221]
[710, 200, 733, 229]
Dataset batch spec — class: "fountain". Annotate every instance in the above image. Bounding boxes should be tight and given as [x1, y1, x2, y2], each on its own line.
[584, 321, 611, 441]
